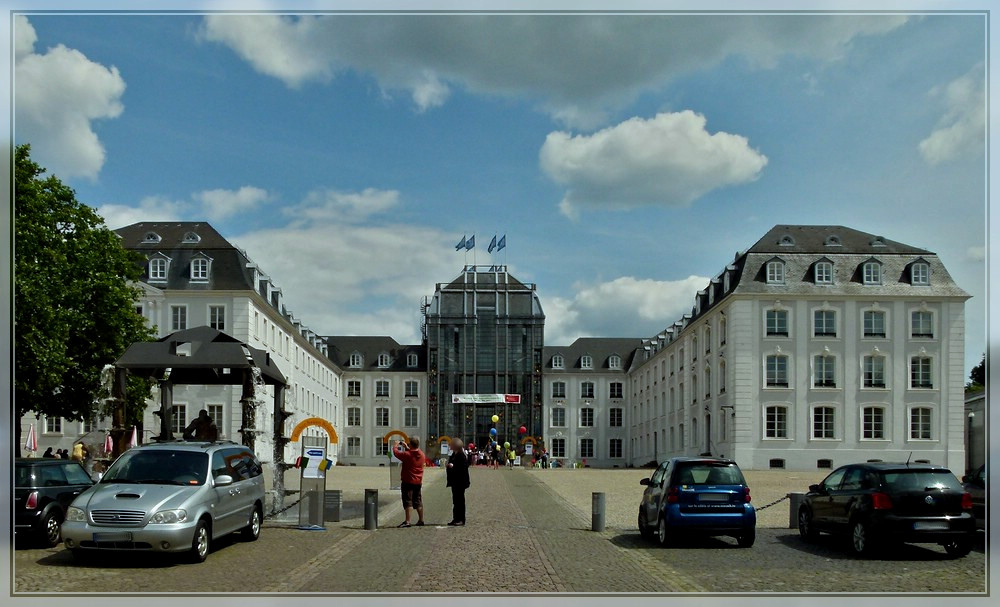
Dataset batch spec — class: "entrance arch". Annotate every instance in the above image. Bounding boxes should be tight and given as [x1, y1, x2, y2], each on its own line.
[289, 417, 339, 444]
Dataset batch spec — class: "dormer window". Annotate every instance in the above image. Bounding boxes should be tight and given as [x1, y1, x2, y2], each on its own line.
[779, 234, 795, 246]
[148, 254, 170, 283]
[552, 354, 564, 369]
[766, 259, 785, 284]
[824, 235, 841, 247]
[862, 260, 882, 285]
[377, 352, 391, 368]
[871, 236, 886, 247]
[911, 261, 930, 285]
[182, 231, 201, 244]
[142, 231, 161, 244]
[723, 272, 730, 292]
[581, 355, 593, 370]
[407, 352, 418, 368]
[190, 254, 211, 282]
[349, 352, 363, 368]
[609, 355, 622, 370]
[814, 260, 833, 285]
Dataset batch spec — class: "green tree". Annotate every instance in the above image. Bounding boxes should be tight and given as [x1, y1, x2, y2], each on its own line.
[967, 353, 985, 390]
[15, 144, 154, 457]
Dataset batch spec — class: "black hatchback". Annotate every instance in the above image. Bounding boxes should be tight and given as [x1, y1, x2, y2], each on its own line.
[14, 458, 94, 547]
[797, 462, 976, 557]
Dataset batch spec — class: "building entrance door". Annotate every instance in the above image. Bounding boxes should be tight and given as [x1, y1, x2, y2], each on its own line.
[475, 406, 497, 453]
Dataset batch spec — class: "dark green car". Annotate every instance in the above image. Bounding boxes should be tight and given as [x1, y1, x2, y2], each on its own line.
[14, 458, 95, 547]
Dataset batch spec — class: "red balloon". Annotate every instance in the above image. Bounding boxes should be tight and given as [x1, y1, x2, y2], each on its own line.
[519, 425, 527, 434]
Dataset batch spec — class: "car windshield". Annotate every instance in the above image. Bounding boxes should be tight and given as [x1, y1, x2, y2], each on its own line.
[881, 470, 962, 492]
[102, 450, 209, 486]
[674, 462, 745, 485]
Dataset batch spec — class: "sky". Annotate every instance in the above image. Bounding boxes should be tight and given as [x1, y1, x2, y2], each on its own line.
[9, 6, 988, 375]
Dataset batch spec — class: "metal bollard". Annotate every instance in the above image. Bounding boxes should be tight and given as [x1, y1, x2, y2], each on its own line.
[787, 492, 805, 529]
[364, 488, 378, 530]
[592, 492, 606, 532]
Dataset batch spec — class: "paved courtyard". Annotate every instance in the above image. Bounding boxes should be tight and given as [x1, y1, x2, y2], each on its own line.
[11, 467, 987, 594]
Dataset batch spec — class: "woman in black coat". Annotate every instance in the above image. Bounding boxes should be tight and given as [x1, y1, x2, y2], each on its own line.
[446, 438, 470, 526]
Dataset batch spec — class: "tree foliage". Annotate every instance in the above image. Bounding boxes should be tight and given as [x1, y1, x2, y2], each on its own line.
[967, 353, 985, 390]
[15, 144, 154, 435]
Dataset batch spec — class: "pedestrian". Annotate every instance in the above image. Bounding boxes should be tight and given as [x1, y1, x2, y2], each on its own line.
[42, 447, 54, 458]
[507, 448, 516, 469]
[393, 437, 426, 527]
[446, 438, 470, 526]
[71, 442, 85, 462]
[183, 409, 219, 441]
[540, 448, 549, 469]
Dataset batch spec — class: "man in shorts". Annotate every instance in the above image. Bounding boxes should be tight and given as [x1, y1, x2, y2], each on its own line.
[394, 437, 426, 527]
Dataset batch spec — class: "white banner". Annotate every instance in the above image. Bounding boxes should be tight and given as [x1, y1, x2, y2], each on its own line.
[451, 393, 521, 404]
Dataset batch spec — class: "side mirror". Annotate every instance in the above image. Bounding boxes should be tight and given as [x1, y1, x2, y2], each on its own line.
[640, 478, 651, 486]
[214, 474, 234, 487]
[808, 483, 823, 494]
[961, 475, 969, 484]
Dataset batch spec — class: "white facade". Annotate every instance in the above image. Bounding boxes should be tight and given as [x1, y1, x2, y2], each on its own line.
[339, 371, 427, 466]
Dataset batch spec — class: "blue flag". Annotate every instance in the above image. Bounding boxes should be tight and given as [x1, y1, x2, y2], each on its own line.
[497, 235, 506, 251]
[488, 235, 497, 253]
[455, 235, 466, 251]
[466, 235, 475, 250]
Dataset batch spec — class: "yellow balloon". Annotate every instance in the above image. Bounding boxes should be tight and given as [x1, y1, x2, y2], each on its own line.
[496, 445, 500, 451]
[491, 414, 499, 423]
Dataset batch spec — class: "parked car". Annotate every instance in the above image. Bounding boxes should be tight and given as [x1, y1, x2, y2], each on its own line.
[61, 440, 265, 563]
[962, 464, 986, 530]
[638, 457, 756, 547]
[797, 462, 977, 557]
[14, 458, 95, 547]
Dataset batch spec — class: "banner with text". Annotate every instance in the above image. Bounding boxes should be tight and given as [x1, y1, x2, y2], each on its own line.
[452, 393, 522, 404]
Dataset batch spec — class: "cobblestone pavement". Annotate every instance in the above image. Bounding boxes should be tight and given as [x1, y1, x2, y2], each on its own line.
[11, 467, 988, 594]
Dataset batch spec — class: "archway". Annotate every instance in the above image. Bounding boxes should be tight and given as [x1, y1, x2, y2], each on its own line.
[290, 417, 339, 444]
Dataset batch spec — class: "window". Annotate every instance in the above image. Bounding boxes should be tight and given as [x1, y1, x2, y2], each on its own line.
[375, 380, 390, 398]
[692, 337, 698, 360]
[349, 353, 362, 368]
[552, 381, 566, 399]
[609, 355, 622, 369]
[346, 436, 361, 457]
[910, 356, 933, 389]
[862, 407, 886, 439]
[551, 438, 566, 458]
[704, 327, 711, 353]
[863, 261, 882, 285]
[552, 354, 564, 369]
[375, 407, 389, 427]
[704, 367, 711, 399]
[766, 310, 788, 336]
[45, 417, 62, 434]
[765, 406, 788, 438]
[692, 375, 698, 402]
[910, 407, 932, 440]
[403, 407, 419, 427]
[347, 407, 361, 426]
[142, 231, 161, 243]
[718, 360, 726, 394]
[610, 408, 623, 427]
[209, 305, 226, 331]
[813, 407, 835, 439]
[814, 355, 836, 388]
[814, 310, 836, 337]
[83, 416, 98, 433]
[609, 438, 623, 458]
[170, 305, 187, 331]
[679, 347, 685, 369]
[407, 353, 418, 367]
[719, 318, 727, 345]
[402, 380, 418, 398]
[911, 311, 933, 338]
[375, 439, 389, 457]
[911, 262, 930, 285]
[580, 438, 595, 459]
[863, 355, 886, 388]
[766, 355, 788, 387]
[171, 404, 187, 435]
[347, 380, 361, 398]
[190, 257, 209, 281]
[814, 261, 833, 284]
[207, 405, 224, 433]
[149, 257, 167, 281]
[609, 382, 623, 399]
[377, 353, 390, 368]
[863, 310, 886, 338]
[581, 355, 593, 369]
[766, 260, 785, 284]
[581, 382, 595, 399]
[551, 408, 566, 427]
[580, 408, 594, 427]
[679, 423, 685, 448]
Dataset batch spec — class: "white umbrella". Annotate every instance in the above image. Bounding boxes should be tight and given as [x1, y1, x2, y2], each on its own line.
[24, 423, 38, 455]
[128, 426, 138, 448]
[103, 433, 113, 456]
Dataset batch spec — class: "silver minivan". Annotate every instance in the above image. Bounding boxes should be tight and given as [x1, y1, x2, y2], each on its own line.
[61, 440, 265, 562]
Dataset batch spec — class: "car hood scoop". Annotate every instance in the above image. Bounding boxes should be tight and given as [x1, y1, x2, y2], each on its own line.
[115, 492, 142, 499]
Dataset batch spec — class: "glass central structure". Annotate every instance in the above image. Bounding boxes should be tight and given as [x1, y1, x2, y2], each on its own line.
[423, 265, 545, 451]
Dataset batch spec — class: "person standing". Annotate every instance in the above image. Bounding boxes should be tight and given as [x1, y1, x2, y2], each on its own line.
[42, 447, 55, 458]
[394, 437, 426, 527]
[446, 438, 470, 526]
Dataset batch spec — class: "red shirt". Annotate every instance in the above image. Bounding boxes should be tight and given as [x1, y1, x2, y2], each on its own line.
[395, 446, 425, 485]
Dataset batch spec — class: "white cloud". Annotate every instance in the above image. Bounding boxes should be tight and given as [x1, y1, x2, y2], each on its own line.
[919, 63, 985, 165]
[14, 16, 126, 179]
[542, 275, 711, 345]
[287, 188, 400, 223]
[966, 246, 985, 262]
[201, 14, 907, 127]
[194, 186, 270, 221]
[540, 111, 768, 218]
[97, 195, 188, 230]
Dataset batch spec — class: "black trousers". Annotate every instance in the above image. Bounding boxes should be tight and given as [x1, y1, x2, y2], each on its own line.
[451, 486, 467, 523]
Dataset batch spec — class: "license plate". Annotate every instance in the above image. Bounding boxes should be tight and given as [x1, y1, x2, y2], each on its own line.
[93, 532, 133, 542]
[913, 521, 948, 531]
[699, 493, 729, 502]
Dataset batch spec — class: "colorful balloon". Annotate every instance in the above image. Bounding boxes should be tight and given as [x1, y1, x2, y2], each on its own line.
[503, 441, 510, 449]
[491, 414, 499, 423]
[519, 425, 527, 434]
[496, 445, 501, 451]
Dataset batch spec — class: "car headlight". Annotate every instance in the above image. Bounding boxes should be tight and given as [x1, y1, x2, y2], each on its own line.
[149, 509, 188, 524]
[66, 507, 87, 522]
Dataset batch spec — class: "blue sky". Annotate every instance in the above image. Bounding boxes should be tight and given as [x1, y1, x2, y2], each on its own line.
[10, 8, 987, 375]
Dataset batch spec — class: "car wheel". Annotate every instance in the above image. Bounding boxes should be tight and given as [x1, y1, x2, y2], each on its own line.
[737, 528, 756, 548]
[189, 519, 211, 563]
[850, 519, 874, 556]
[943, 540, 972, 558]
[242, 505, 262, 542]
[797, 508, 818, 542]
[657, 516, 671, 547]
[38, 510, 63, 548]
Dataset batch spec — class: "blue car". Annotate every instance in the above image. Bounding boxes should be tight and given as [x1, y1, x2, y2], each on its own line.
[638, 457, 756, 547]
